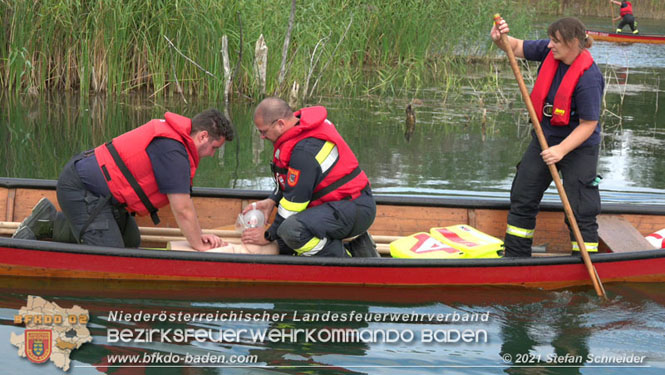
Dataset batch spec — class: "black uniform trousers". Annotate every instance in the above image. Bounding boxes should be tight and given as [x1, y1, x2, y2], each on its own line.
[56, 153, 141, 247]
[504, 137, 601, 257]
[276, 187, 376, 257]
[617, 14, 637, 32]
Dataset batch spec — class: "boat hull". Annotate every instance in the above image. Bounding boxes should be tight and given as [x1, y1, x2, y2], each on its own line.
[587, 30, 665, 44]
[3, 177, 665, 289]
[2, 239, 665, 289]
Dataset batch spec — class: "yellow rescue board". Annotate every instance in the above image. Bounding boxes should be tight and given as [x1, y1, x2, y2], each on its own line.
[390, 225, 503, 259]
[390, 232, 465, 259]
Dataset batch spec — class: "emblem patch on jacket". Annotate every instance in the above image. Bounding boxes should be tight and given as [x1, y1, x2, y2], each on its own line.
[287, 167, 300, 187]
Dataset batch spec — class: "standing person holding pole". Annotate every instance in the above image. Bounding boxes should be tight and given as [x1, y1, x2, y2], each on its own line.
[490, 17, 605, 259]
[611, 1, 639, 35]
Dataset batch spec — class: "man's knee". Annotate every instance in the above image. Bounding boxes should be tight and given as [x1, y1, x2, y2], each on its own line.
[276, 217, 307, 249]
[52, 212, 77, 243]
[277, 217, 342, 256]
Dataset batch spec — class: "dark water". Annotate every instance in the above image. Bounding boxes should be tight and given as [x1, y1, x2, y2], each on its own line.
[2, 37, 665, 203]
[1, 278, 665, 374]
[2, 16, 665, 375]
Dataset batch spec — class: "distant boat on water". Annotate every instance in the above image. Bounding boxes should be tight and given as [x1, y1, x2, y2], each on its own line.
[587, 30, 665, 44]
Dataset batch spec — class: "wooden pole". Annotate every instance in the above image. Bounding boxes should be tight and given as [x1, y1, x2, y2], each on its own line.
[0, 221, 399, 251]
[0, 221, 400, 241]
[493, 14, 607, 299]
[0, 221, 239, 238]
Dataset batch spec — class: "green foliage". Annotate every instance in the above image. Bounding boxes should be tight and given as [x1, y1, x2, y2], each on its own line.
[0, 0, 531, 99]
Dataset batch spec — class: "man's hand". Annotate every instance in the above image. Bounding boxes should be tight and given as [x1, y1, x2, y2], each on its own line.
[199, 234, 225, 250]
[490, 18, 509, 42]
[542, 120, 597, 166]
[242, 198, 276, 221]
[241, 227, 271, 246]
[168, 193, 226, 252]
[540, 145, 565, 165]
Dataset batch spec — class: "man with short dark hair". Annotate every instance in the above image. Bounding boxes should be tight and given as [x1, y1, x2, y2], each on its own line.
[13, 109, 234, 251]
[241, 97, 377, 258]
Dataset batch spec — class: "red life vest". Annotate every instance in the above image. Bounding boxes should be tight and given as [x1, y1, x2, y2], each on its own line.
[272, 106, 369, 207]
[530, 49, 594, 126]
[94, 112, 199, 217]
[620, 1, 633, 17]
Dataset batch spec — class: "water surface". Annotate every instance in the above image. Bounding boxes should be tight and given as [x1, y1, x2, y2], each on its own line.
[1, 278, 664, 374]
[2, 35, 665, 204]
[2, 17, 665, 374]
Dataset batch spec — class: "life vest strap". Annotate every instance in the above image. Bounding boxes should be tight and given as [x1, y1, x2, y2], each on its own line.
[104, 141, 161, 225]
[311, 166, 362, 202]
[270, 162, 289, 175]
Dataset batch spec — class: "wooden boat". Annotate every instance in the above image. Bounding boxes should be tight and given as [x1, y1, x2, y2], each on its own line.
[587, 29, 665, 44]
[2, 177, 665, 289]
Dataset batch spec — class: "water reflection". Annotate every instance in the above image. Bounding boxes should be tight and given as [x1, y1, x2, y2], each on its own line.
[499, 293, 592, 375]
[1, 278, 664, 374]
[1, 39, 665, 204]
[591, 41, 665, 69]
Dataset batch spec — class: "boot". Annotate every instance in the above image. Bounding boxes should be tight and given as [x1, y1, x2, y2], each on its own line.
[346, 232, 380, 258]
[12, 198, 57, 240]
[616, 28, 622, 33]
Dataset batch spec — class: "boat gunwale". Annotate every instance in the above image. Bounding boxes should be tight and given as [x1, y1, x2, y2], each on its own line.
[2, 237, 664, 269]
[2, 177, 665, 215]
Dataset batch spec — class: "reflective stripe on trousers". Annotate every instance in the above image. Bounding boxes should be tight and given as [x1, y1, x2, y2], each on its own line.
[506, 224, 535, 239]
[294, 236, 328, 256]
[571, 241, 599, 252]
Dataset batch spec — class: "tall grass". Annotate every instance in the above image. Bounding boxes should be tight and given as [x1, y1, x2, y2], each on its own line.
[1, 0, 531, 100]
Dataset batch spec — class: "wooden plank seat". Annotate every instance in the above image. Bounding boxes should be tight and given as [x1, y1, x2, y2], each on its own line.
[598, 215, 655, 253]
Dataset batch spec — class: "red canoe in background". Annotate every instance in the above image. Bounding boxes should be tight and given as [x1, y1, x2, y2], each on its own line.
[587, 30, 665, 44]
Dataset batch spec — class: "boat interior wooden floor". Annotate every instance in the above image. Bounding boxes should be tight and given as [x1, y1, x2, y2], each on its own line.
[2, 183, 664, 256]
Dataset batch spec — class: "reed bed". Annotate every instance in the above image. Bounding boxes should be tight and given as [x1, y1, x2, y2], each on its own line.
[1, 0, 530, 100]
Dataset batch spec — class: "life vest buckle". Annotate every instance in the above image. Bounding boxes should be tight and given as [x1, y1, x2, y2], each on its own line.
[543, 104, 553, 118]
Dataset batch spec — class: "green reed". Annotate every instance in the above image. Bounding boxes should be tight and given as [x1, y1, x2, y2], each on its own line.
[1, 0, 531, 100]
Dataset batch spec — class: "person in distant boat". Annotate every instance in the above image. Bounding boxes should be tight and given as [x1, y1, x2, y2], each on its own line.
[611, 0, 639, 35]
[13, 109, 234, 251]
[241, 97, 377, 258]
[490, 17, 604, 257]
